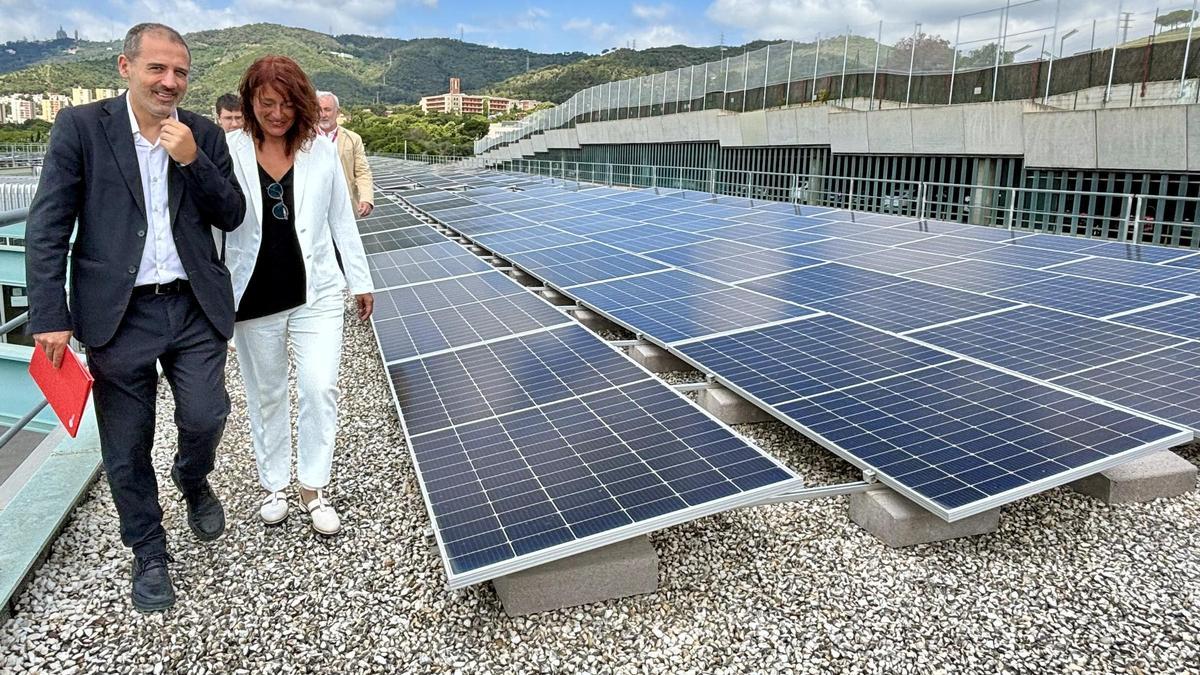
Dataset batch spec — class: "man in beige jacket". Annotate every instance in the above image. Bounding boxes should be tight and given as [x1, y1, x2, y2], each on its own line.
[317, 91, 373, 217]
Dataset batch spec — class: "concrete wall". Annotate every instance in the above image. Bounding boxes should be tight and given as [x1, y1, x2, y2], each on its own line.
[487, 101, 1200, 175]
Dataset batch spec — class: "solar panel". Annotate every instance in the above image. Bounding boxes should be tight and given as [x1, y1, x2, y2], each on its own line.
[389, 325, 652, 436]
[646, 240, 764, 266]
[965, 245, 1088, 269]
[644, 213, 738, 232]
[738, 262, 905, 305]
[675, 314, 957, 405]
[803, 221, 885, 238]
[989, 275, 1185, 318]
[776, 360, 1190, 520]
[606, 288, 817, 344]
[361, 226, 449, 254]
[418, 197, 477, 212]
[944, 226, 1031, 243]
[909, 306, 1185, 380]
[587, 225, 712, 253]
[1110, 297, 1200, 340]
[445, 214, 530, 236]
[781, 238, 889, 261]
[373, 274, 571, 363]
[835, 248, 962, 274]
[700, 224, 828, 249]
[367, 241, 493, 290]
[549, 215, 645, 235]
[472, 226, 590, 253]
[1007, 233, 1102, 252]
[357, 212, 425, 235]
[1166, 253, 1200, 269]
[677, 250, 822, 284]
[900, 259, 1063, 294]
[1052, 257, 1193, 286]
[570, 270, 729, 309]
[507, 243, 669, 288]
[1077, 241, 1193, 263]
[1149, 271, 1200, 295]
[408, 379, 798, 587]
[810, 280, 1017, 333]
[896, 235, 1004, 257]
[843, 227, 938, 247]
[886, 219, 972, 235]
[1054, 344, 1200, 432]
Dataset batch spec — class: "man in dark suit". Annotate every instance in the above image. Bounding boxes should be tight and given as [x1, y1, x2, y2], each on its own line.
[25, 23, 245, 612]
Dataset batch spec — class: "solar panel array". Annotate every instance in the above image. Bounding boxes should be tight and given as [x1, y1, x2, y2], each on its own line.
[357, 186, 798, 588]
[379, 160, 1195, 523]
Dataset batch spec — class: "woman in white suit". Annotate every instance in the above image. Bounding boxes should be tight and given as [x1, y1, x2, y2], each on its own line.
[224, 55, 373, 534]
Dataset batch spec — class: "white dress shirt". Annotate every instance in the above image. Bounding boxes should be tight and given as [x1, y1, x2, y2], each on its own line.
[127, 102, 187, 285]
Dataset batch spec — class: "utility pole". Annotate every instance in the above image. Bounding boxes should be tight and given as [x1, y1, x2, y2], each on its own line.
[1120, 12, 1134, 43]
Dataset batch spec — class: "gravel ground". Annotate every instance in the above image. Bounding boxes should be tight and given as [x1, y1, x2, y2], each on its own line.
[2, 296, 1199, 674]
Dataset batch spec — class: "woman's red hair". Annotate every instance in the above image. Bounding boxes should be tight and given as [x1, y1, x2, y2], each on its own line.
[238, 55, 318, 156]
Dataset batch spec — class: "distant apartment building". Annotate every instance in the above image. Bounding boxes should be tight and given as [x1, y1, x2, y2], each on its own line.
[37, 95, 69, 122]
[3, 98, 35, 124]
[70, 87, 123, 106]
[420, 78, 539, 116]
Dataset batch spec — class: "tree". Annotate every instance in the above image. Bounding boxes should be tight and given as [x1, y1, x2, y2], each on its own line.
[886, 33, 955, 72]
[1156, 9, 1198, 32]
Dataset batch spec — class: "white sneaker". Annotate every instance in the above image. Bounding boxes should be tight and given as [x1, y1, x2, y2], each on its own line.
[260, 490, 289, 525]
[299, 489, 341, 535]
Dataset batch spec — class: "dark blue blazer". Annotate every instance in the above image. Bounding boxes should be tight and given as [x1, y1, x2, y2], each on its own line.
[25, 94, 246, 347]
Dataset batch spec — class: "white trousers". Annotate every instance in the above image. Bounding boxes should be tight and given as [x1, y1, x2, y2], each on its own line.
[233, 292, 344, 492]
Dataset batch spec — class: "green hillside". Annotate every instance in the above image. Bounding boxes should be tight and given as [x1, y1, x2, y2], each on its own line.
[0, 24, 588, 106]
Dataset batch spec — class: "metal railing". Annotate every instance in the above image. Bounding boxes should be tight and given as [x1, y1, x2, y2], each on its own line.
[487, 158, 1199, 248]
[0, 312, 47, 454]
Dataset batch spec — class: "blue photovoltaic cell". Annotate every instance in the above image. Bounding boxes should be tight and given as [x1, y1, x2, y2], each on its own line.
[515, 205, 595, 223]
[373, 274, 570, 362]
[910, 306, 1184, 380]
[412, 379, 796, 584]
[803, 221, 883, 238]
[966, 245, 1088, 269]
[448, 214, 530, 235]
[608, 288, 816, 344]
[945, 226, 1031, 243]
[886, 219, 971, 235]
[361, 226, 448, 254]
[739, 229, 830, 249]
[1167, 254, 1200, 269]
[900, 259, 1063, 294]
[1055, 344, 1200, 432]
[677, 203, 752, 219]
[701, 223, 792, 240]
[551, 215, 643, 235]
[776, 360, 1187, 519]
[472, 226, 589, 253]
[896, 235, 1003, 257]
[782, 238, 888, 261]
[738, 263, 906, 304]
[571, 270, 729, 310]
[508, 241, 637, 268]
[646, 240, 765, 266]
[835, 248, 963, 274]
[1007, 233, 1103, 252]
[588, 225, 712, 253]
[1077, 241, 1194, 263]
[389, 325, 651, 436]
[357, 212, 424, 234]
[367, 241, 493, 289]
[678, 250, 821, 283]
[853, 214, 917, 226]
[810, 280, 1017, 333]
[1052, 257, 1193, 286]
[676, 314, 957, 405]
[728, 211, 816, 227]
[1150, 271, 1200, 295]
[520, 253, 669, 288]
[843, 227, 938, 247]
[1111, 298, 1200, 340]
[600, 203, 681, 221]
[645, 213, 737, 232]
[990, 275, 1185, 318]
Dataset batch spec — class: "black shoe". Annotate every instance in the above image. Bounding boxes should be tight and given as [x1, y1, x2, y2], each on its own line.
[131, 552, 176, 612]
[171, 469, 226, 542]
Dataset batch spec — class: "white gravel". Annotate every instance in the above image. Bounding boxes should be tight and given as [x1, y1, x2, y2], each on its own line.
[2, 295, 1198, 674]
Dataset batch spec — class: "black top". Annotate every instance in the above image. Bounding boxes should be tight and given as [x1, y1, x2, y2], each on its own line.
[236, 164, 306, 322]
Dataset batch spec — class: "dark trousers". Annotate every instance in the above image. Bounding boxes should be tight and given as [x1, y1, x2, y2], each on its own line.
[87, 290, 230, 558]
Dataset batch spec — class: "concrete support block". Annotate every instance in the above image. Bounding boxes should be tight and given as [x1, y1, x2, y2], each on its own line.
[507, 268, 540, 287]
[850, 488, 999, 548]
[695, 387, 773, 425]
[1070, 451, 1197, 504]
[628, 343, 689, 373]
[571, 309, 619, 333]
[538, 289, 575, 306]
[492, 536, 659, 616]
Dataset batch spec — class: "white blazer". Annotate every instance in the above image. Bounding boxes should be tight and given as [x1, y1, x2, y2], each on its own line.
[222, 130, 373, 309]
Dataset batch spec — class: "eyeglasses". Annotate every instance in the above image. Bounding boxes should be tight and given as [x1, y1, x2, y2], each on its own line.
[266, 182, 288, 220]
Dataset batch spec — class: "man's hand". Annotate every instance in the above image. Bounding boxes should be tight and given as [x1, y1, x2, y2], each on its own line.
[34, 330, 73, 368]
[357, 202, 374, 218]
[355, 293, 374, 321]
[159, 119, 198, 166]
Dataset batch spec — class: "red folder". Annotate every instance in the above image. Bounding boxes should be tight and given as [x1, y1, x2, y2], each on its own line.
[28, 345, 93, 437]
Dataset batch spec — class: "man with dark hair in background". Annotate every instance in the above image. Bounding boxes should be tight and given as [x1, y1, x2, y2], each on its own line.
[215, 93, 243, 132]
[25, 22, 245, 612]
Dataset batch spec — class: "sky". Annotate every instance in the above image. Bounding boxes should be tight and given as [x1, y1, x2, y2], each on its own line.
[0, 0, 1179, 55]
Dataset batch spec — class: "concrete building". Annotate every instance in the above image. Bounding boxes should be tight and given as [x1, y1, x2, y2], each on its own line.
[36, 96, 68, 123]
[420, 78, 539, 116]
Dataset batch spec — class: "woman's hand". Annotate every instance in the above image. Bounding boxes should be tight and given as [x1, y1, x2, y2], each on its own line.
[355, 293, 374, 321]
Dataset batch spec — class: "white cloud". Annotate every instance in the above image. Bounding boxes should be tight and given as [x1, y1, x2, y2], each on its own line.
[627, 24, 693, 48]
[564, 18, 616, 42]
[632, 3, 672, 21]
